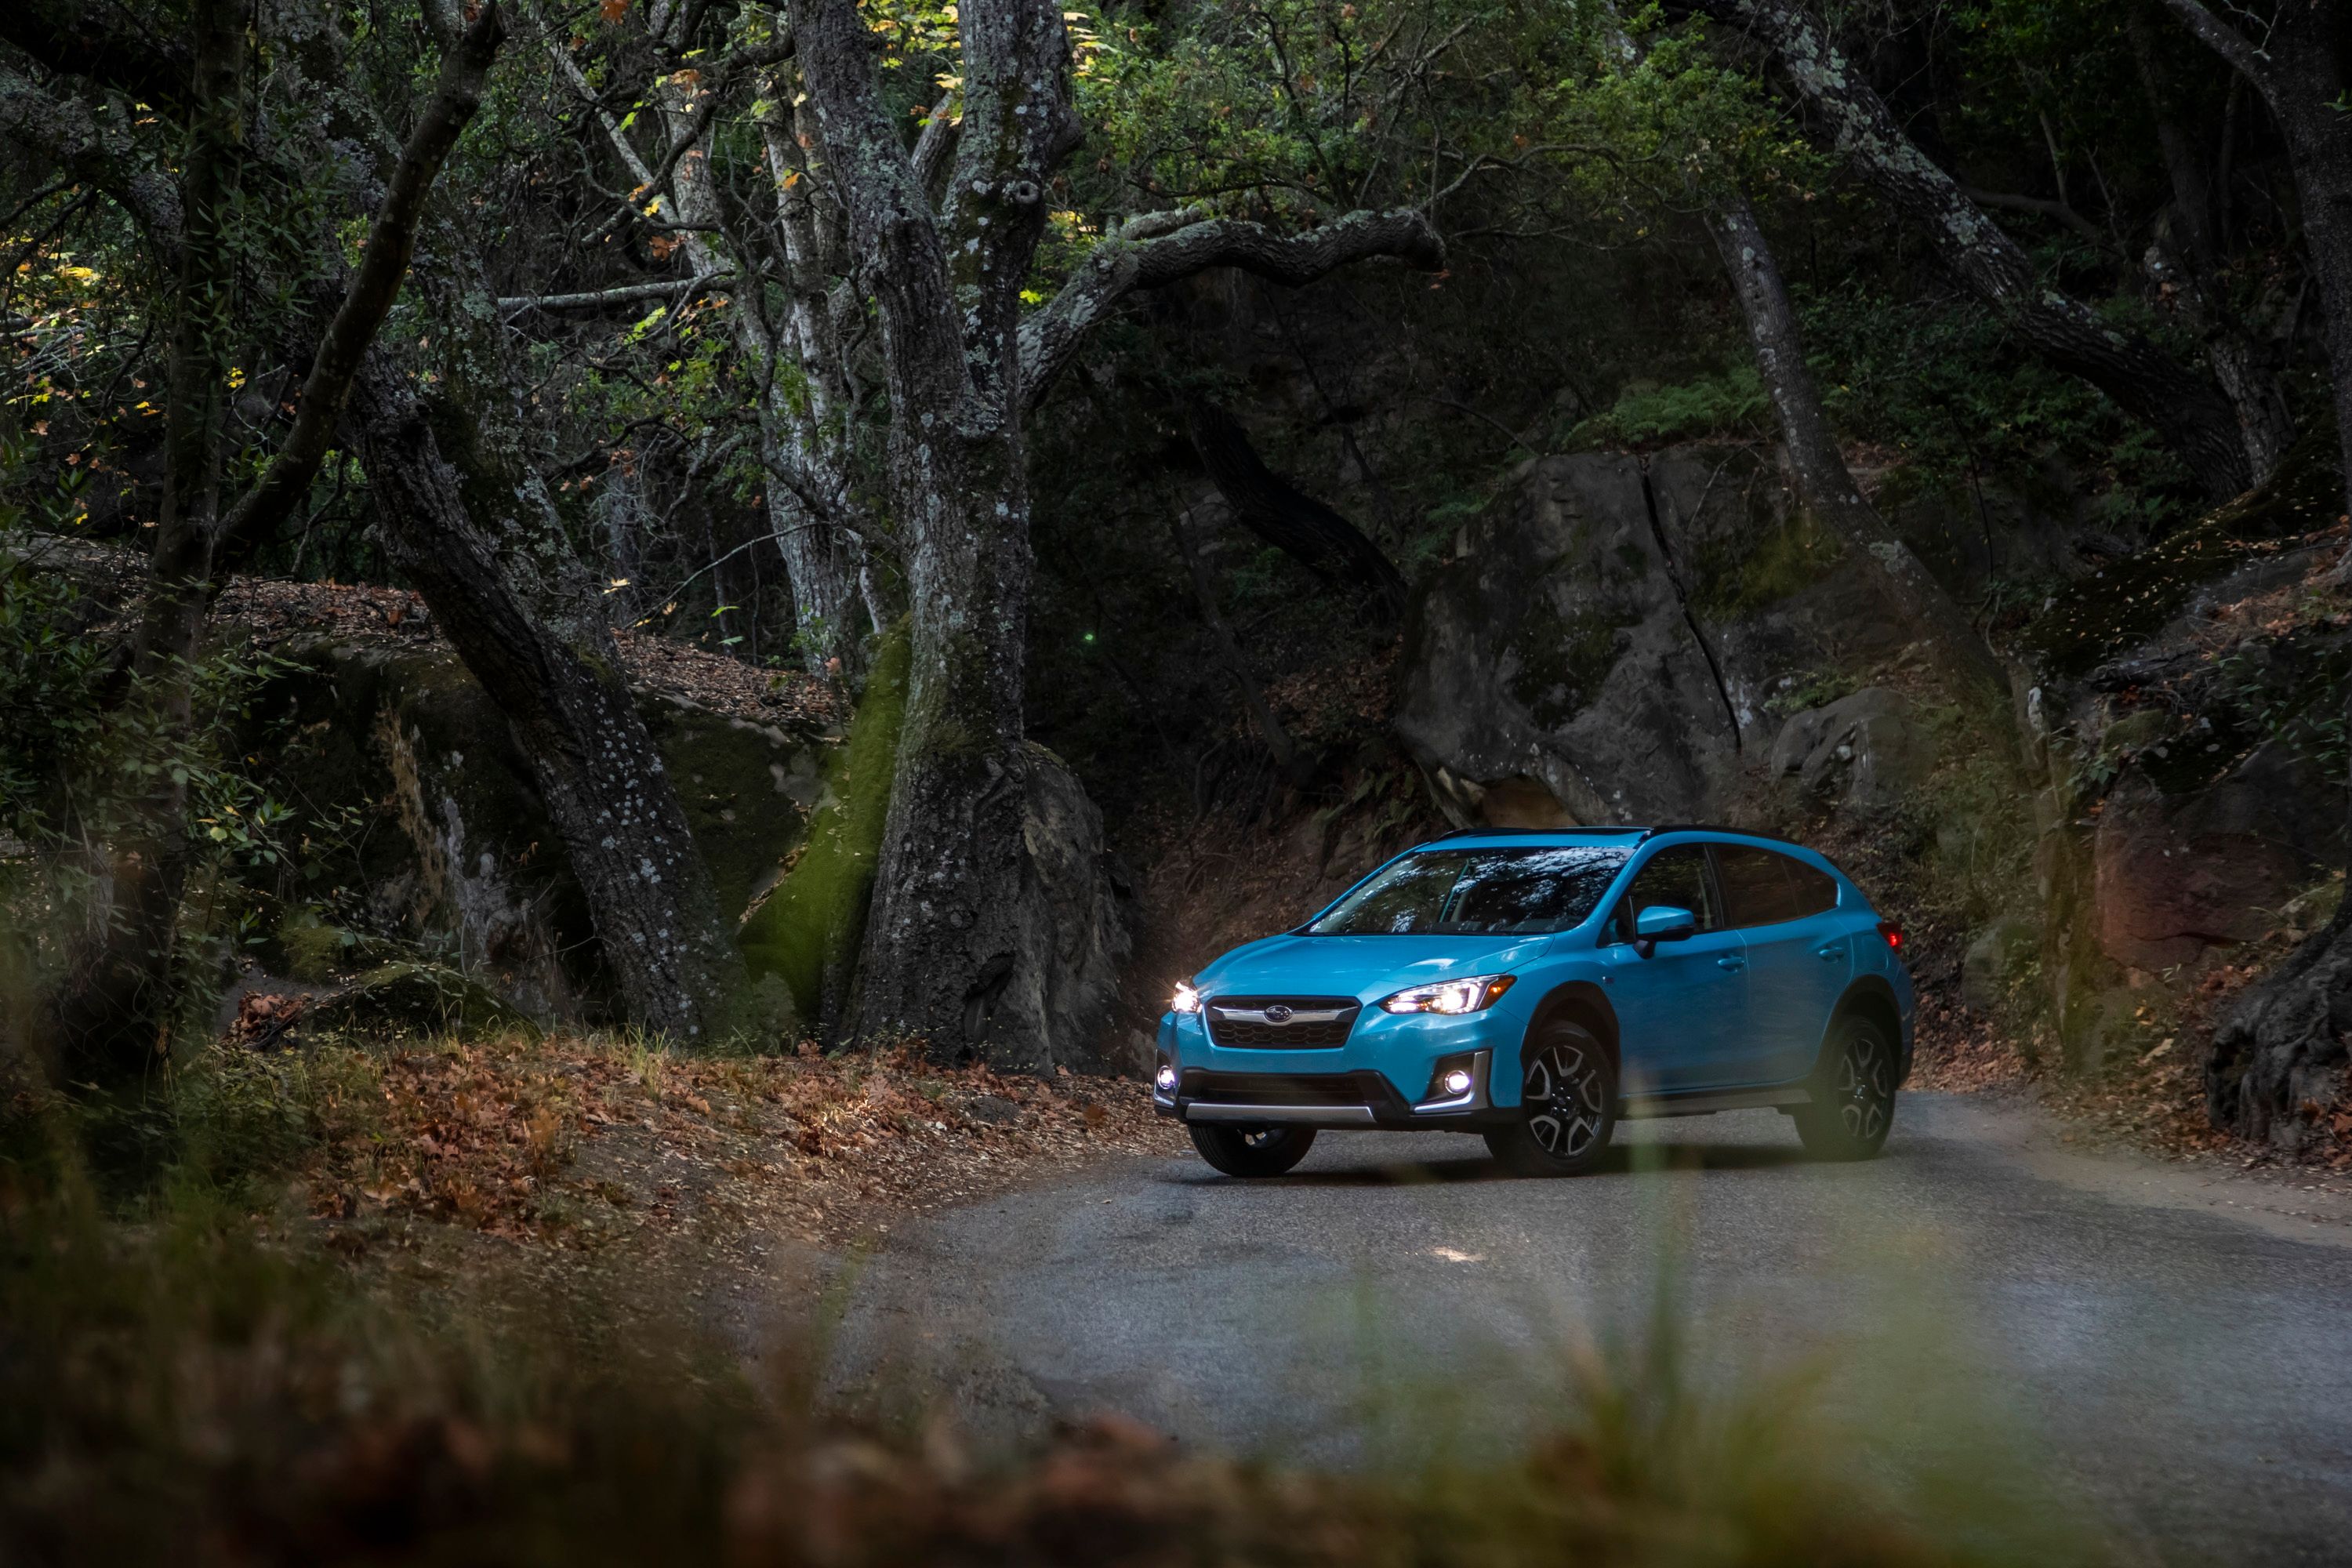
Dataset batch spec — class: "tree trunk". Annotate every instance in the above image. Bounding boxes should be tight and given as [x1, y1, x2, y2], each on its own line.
[1690, 0, 2255, 502]
[343, 353, 746, 1040]
[43, 0, 244, 1080]
[2126, 7, 2295, 484]
[1705, 197, 2005, 696]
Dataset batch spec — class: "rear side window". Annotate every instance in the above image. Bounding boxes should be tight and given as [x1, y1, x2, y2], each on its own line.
[1716, 844, 1838, 927]
[1614, 845, 1720, 940]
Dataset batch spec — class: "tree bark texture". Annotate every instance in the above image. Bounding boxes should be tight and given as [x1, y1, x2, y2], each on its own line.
[1185, 401, 1406, 612]
[43, 0, 245, 1080]
[1704, 197, 2005, 695]
[343, 352, 746, 1041]
[1692, 0, 2256, 503]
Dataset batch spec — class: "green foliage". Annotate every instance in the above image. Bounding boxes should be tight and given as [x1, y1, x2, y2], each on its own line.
[1573, 366, 1768, 448]
[738, 626, 911, 1023]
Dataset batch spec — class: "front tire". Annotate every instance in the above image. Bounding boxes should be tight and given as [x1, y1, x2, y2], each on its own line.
[1792, 1014, 1897, 1161]
[1483, 1022, 1617, 1177]
[1189, 1123, 1317, 1178]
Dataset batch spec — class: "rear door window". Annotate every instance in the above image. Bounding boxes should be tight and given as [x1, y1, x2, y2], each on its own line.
[1716, 844, 1838, 927]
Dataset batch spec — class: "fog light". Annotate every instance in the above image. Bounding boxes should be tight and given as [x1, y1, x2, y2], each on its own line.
[1155, 1064, 1178, 1094]
[1440, 1067, 1474, 1097]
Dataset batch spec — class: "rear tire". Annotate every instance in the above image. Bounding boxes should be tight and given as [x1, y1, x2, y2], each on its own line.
[1483, 1021, 1617, 1177]
[1792, 1014, 1897, 1161]
[1188, 1123, 1317, 1178]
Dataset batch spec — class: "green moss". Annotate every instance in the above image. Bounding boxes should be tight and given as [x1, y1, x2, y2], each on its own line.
[1508, 598, 1636, 730]
[1571, 365, 1768, 448]
[736, 625, 909, 1022]
[1690, 511, 1846, 622]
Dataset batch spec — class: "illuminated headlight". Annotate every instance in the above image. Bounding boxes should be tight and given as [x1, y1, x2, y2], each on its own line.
[1440, 1067, 1474, 1096]
[1155, 1064, 1178, 1094]
[1171, 979, 1202, 1014]
[1379, 974, 1515, 1015]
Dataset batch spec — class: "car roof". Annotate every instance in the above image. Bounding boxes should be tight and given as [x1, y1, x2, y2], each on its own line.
[1415, 824, 1806, 850]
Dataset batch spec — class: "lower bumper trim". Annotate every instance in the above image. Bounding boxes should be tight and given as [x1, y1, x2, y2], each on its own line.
[1185, 1102, 1377, 1126]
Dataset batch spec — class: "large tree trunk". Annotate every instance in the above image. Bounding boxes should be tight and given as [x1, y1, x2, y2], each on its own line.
[1689, 0, 2256, 503]
[1704, 196, 2004, 696]
[342, 353, 744, 1041]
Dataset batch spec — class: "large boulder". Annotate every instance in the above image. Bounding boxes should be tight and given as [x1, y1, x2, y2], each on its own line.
[1766, 687, 1935, 813]
[239, 615, 838, 1025]
[2092, 742, 2340, 971]
[1396, 447, 1901, 825]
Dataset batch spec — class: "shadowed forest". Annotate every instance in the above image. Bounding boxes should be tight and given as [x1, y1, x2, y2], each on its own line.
[3, 0, 2350, 1561]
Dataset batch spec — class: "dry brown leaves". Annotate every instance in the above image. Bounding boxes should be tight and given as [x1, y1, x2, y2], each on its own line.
[299, 1033, 1179, 1250]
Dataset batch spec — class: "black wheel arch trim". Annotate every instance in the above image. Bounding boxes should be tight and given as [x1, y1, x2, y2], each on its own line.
[1826, 976, 1910, 1083]
[1524, 981, 1620, 1073]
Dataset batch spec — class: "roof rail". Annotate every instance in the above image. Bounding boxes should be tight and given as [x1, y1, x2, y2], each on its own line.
[1425, 825, 1650, 842]
[1636, 822, 1803, 845]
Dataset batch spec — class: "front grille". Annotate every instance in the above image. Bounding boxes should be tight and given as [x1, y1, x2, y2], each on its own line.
[1181, 1070, 1394, 1109]
[1204, 995, 1361, 1048]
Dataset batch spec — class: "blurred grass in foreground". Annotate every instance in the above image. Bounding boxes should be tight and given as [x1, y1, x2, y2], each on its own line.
[2, 1044, 2068, 1568]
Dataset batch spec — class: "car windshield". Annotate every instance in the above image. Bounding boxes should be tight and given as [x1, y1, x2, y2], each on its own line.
[1307, 845, 1631, 936]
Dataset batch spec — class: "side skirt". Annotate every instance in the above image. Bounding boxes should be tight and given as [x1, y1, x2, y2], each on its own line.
[1619, 1085, 1813, 1120]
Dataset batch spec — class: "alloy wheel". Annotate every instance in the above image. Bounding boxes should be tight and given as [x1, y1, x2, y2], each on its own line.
[1836, 1029, 1893, 1142]
[1523, 1040, 1606, 1160]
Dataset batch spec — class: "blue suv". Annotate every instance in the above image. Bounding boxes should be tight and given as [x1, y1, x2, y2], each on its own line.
[1154, 826, 1913, 1178]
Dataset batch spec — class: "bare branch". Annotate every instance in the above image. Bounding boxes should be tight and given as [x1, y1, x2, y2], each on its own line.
[0, 0, 189, 109]
[2147, 0, 2269, 85]
[1018, 208, 1444, 413]
[498, 270, 735, 318]
[1961, 184, 2111, 250]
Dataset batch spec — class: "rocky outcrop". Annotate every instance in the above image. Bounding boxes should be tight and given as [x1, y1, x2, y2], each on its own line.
[245, 636, 837, 1026]
[1396, 446, 1901, 825]
[1766, 687, 1934, 814]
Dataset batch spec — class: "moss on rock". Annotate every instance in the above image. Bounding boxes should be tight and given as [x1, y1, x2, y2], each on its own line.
[737, 626, 911, 1026]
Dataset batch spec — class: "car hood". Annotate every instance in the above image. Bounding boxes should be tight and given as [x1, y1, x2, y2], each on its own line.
[1193, 932, 1555, 1006]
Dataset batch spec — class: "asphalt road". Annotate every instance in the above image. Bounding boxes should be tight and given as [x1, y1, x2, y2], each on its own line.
[814, 1092, 2352, 1566]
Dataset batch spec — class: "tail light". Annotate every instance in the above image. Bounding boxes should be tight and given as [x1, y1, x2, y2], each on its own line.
[1878, 920, 1904, 952]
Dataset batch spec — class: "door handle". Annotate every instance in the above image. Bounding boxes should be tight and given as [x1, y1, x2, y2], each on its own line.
[1716, 956, 1745, 971]
[1816, 945, 1844, 960]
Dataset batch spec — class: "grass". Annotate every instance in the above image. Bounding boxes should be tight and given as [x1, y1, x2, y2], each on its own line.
[0, 1034, 2084, 1567]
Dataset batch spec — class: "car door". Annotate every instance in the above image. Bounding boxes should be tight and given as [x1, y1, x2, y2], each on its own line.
[1713, 844, 1849, 1084]
[1600, 844, 1748, 1094]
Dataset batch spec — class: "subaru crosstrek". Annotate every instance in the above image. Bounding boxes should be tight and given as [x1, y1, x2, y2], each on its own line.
[1154, 826, 1913, 1178]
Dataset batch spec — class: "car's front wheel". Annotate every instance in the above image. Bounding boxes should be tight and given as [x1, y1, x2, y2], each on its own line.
[1791, 1014, 1897, 1160]
[1189, 1123, 1317, 1178]
[1483, 1022, 1617, 1177]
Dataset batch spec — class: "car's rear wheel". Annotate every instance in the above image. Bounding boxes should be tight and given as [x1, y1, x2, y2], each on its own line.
[1188, 1123, 1317, 1178]
[1483, 1021, 1617, 1177]
[1792, 1014, 1896, 1160]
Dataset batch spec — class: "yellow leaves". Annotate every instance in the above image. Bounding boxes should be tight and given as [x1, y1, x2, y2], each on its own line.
[56, 265, 100, 285]
[225, 367, 247, 390]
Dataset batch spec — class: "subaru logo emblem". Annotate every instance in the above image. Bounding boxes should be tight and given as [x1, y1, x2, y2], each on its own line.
[1264, 1005, 1294, 1025]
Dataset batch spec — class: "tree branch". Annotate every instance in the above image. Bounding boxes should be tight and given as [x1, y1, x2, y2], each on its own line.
[498, 270, 734, 317]
[1018, 208, 1444, 413]
[1960, 184, 2111, 250]
[215, 2, 507, 564]
[2147, 0, 2268, 85]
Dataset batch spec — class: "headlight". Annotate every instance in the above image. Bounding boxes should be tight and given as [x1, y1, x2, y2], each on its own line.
[1171, 979, 1202, 1014]
[1378, 974, 1515, 1014]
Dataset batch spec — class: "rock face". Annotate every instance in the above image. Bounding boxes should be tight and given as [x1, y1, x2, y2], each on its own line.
[2092, 743, 2340, 971]
[1396, 447, 1901, 826]
[245, 638, 835, 1025]
[1766, 687, 1934, 814]
[982, 744, 1134, 1072]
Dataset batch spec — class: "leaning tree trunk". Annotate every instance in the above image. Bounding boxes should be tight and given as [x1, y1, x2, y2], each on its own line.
[1690, 0, 2255, 503]
[343, 353, 746, 1040]
[1705, 195, 2005, 697]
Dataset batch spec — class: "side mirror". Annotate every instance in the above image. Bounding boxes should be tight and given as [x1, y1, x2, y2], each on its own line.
[1632, 905, 1697, 957]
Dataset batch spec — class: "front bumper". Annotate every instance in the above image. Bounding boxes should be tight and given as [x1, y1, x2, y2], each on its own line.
[1154, 1002, 1515, 1130]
